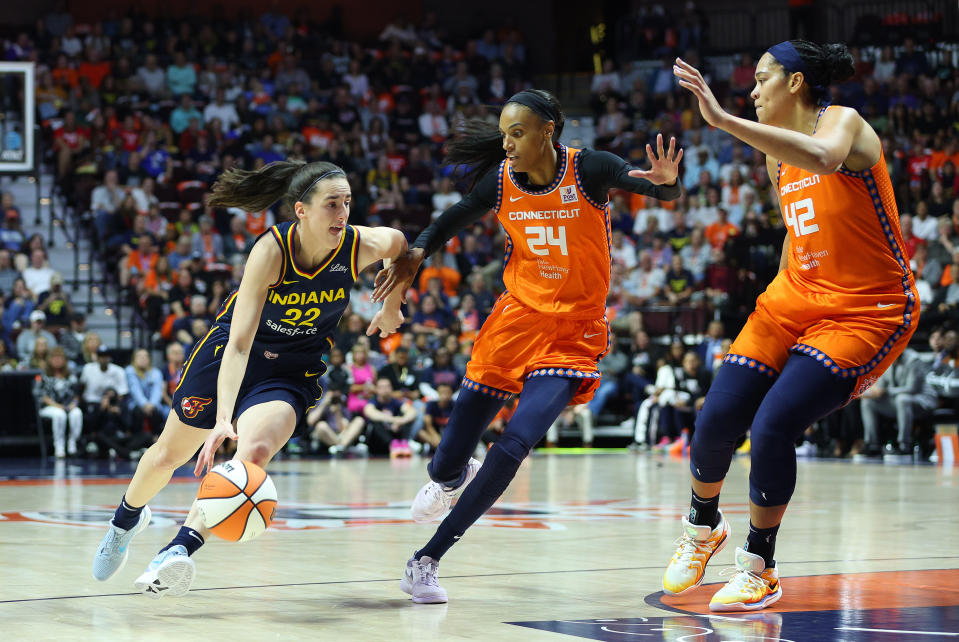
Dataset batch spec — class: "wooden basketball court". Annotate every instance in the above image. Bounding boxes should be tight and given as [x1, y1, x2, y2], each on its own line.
[2, 453, 957, 641]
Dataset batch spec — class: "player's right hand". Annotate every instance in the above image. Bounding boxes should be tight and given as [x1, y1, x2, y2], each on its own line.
[195, 419, 238, 477]
[371, 248, 425, 303]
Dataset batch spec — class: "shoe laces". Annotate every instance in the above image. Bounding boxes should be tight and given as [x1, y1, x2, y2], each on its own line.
[427, 482, 454, 502]
[719, 566, 768, 593]
[672, 533, 709, 566]
[418, 559, 440, 587]
[98, 527, 123, 555]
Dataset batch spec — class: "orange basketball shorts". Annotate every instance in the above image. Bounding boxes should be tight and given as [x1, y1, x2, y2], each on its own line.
[727, 272, 918, 400]
[464, 291, 610, 406]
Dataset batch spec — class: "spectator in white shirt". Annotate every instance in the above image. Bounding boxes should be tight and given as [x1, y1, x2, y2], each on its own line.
[610, 229, 638, 271]
[418, 100, 449, 144]
[912, 201, 938, 242]
[90, 169, 124, 215]
[136, 54, 167, 98]
[22, 248, 55, 297]
[202, 89, 240, 133]
[81, 345, 129, 406]
[431, 177, 461, 220]
[624, 250, 666, 306]
[343, 59, 370, 101]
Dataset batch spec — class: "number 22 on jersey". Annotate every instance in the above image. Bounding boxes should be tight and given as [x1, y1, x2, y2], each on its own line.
[784, 198, 819, 237]
[525, 225, 569, 256]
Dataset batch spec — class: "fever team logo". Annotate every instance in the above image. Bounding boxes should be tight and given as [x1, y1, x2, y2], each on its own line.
[180, 396, 213, 418]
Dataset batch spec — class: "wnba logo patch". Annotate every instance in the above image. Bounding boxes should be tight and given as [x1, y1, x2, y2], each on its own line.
[560, 185, 579, 204]
[181, 396, 213, 419]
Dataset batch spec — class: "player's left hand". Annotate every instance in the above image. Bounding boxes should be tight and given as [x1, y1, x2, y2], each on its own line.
[628, 133, 683, 185]
[673, 57, 728, 128]
[366, 305, 405, 338]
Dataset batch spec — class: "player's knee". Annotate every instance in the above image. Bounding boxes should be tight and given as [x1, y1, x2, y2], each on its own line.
[495, 431, 532, 463]
[692, 395, 740, 446]
[242, 441, 274, 467]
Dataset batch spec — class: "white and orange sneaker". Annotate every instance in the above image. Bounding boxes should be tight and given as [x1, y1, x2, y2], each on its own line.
[663, 510, 729, 595]
[709, 547, 782, 612]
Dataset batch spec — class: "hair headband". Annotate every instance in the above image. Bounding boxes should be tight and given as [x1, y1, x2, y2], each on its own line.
[297, 168, 346, 203]
[766, 41, 807, 74]
[507, 90, 559, 125]
[767, 40, 830, 99]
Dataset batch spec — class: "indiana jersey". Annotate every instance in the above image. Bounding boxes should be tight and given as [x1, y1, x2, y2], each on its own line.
[496, 145, 611, 319]
[778, 111, 914, 299]
[214, 221, 360, 357]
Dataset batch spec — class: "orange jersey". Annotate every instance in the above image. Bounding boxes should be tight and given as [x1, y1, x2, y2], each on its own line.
[778, 141, 913, 300]
[729, 120, 918, 399]
[496, 145, 610, 319]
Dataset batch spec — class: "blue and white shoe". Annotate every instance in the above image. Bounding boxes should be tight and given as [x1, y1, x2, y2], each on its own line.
[92, 505, 152, 581]
[133, 545, 196, 599]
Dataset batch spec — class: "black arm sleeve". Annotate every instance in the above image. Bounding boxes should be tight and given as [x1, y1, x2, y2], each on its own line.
[577, 148, 683, 204]
[411, 170, 499, 257]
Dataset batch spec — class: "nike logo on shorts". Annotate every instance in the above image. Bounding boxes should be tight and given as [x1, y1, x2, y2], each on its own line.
[584, 332, 602, 339]
[876, 302, 895, 308]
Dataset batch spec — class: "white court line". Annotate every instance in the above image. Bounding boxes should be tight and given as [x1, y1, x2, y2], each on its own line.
[835, 626, 959, 637]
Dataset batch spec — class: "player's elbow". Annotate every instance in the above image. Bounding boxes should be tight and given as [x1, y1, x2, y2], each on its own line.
[389, 228, 408, 258]
[813, 145, 848, 175]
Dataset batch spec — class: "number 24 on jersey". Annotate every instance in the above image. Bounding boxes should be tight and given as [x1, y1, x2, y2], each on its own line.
[525, 225, 569, 256]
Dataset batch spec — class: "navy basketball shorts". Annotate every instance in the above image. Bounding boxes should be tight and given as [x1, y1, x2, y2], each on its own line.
[171, 325, 327, 430]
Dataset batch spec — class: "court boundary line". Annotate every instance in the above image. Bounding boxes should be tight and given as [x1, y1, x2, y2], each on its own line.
[4, 556, 958, 605]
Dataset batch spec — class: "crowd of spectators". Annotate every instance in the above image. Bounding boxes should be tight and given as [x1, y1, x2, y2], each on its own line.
[1, 5, 958, 460]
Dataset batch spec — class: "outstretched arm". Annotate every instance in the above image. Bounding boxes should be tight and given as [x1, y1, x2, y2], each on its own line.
[673, 58, 864, 175]
[371, 171, 498, 303]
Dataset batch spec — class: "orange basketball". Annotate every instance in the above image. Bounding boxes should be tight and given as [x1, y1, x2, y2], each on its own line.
[196, 460, 278, 542]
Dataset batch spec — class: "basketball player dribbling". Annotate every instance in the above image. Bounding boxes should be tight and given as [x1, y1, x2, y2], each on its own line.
[92, 161, 407, 598]
[662, 41, 918, 611]
[370, 89, 684, 603]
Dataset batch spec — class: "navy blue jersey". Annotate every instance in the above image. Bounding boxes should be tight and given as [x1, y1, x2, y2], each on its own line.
[214, 221, 361, 359]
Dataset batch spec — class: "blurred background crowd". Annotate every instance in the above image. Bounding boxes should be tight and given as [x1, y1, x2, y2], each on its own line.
[0, 0, 957, 461]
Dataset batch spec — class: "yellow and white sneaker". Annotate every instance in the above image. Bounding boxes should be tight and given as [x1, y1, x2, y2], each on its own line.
[709, 547, 782, 612]
[662, 510, 729, 595]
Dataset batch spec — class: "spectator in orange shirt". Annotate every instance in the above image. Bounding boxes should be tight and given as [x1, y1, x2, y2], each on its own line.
[121, 233, 159, 289]
[417, 251, 461, 298]
[77, 47, 111, 90]
[705, 207, 740, 250]
[929, 138, 959, 176]
[51, 53, 79, 89]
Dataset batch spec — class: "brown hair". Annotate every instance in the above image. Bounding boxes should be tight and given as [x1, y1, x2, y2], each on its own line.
[208, 161, 346, 212]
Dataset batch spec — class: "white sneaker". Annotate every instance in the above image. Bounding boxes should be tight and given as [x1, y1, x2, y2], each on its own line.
[709, 548, 782, 612]
[134, 545, 196, 599]
[67, 440, 77, 456]
[411, 458, 481, 524]
[400, 555, 448, 604]
[663, 511, 730, 595]
[92, 506, 152, 581]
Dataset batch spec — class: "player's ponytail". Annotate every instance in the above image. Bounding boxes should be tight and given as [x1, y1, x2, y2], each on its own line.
[445, 89, 566, 190]
[209, 161, 346, 212]
[768, 40, 855, 106]
[444, 118, 505, 190]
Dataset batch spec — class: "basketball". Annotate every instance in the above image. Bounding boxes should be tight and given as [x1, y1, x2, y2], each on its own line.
[196, 460, 278, 542]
